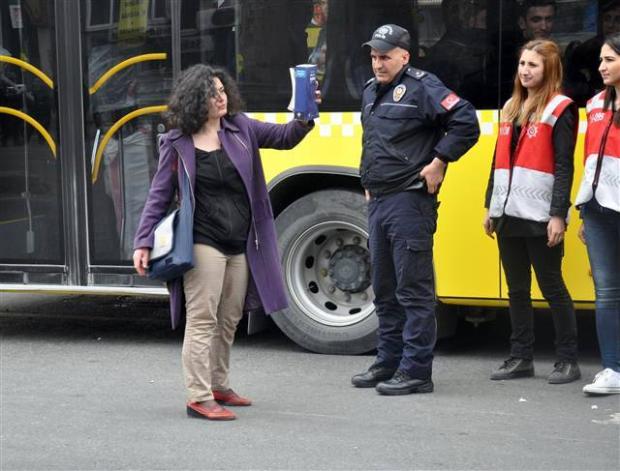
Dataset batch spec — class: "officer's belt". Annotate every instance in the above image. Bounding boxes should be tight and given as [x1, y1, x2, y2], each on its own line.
[369, 179, 425, 198]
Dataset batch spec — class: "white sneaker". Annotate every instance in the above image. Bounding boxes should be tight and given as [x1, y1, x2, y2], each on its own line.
[583, 368, 620, 395]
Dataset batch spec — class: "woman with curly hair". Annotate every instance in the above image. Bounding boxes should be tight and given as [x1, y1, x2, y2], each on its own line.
[133, 64, 315, 420]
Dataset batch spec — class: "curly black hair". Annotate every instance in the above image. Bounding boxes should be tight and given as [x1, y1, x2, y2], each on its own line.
[163, 64, 244, 135]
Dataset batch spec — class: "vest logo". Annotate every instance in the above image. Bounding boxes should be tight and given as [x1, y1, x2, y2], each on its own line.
[527, 124, 538, 138]
[500, 125, 511, 136]
[590, 112, 605, 123]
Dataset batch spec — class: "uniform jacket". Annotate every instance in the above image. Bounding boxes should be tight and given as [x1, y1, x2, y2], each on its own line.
[575, 90, 620, 212]
[359, 65, 480, 194]
[134, 113, 313, 328]
[489, 95, 576, 222]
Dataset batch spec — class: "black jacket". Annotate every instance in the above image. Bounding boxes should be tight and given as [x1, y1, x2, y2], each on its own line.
[360, 66, 480, 194]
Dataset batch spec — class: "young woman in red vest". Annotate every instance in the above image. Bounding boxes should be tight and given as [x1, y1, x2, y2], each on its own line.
[575, 33, 620, 395]
[483, 40, 581, 383]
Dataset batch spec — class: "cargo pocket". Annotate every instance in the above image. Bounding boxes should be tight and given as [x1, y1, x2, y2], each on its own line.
[403, 238, 435, 295]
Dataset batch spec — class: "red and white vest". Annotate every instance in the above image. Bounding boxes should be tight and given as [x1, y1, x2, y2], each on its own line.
[489, 94, 574, 222]
[575, 91, 620, 212]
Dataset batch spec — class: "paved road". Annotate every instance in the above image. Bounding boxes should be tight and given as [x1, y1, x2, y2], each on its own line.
[0, 294, 618, 471]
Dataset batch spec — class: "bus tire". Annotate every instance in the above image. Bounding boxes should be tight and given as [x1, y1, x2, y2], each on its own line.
[273, 190, 377, 354]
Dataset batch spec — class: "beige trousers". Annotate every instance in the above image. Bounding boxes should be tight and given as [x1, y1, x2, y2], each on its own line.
[182, 244, 249, 403]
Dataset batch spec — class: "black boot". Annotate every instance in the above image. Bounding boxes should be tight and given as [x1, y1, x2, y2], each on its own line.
[548, 360, 581, 384]
[490, 357, 534, 380]
[375, 370, 434, 395]
[351, 364, 397, 388]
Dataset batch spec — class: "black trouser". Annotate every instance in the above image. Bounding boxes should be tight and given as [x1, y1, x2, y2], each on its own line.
[498, 236, 578, 361]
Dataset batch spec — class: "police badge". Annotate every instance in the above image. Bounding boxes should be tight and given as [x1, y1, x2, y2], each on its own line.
[393, 84, 406, 102]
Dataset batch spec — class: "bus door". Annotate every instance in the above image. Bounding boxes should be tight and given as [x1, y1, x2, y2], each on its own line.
[81, 0, 173, 289]
[0, 1, 64, 286]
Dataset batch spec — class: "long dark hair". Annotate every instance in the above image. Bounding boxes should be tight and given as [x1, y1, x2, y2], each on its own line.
[602, 33, 620, 126]
[164, 64, 244, 135]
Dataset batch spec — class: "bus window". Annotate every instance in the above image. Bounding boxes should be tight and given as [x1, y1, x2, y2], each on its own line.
[420, 0, 500, 110]
[565, 0, 620, 106]
[0, 1, 62, 264]
[180, 0, 237, 72]
[236, 0, 311, 111]
[324, 0, 418, 109]
[500, 0, 598, 105]
[81, 0, 173, 263]
[235, 0, 420, 112]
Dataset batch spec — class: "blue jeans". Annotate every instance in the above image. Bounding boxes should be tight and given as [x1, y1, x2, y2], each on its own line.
[581, 199, 620, 372]
[368, 191, 438, 380]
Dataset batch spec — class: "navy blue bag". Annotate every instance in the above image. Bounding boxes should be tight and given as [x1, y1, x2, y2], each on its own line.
[148, 162, 194, 281]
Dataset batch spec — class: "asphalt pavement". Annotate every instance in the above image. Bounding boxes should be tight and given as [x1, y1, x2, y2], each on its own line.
[0, 293, 618, 471]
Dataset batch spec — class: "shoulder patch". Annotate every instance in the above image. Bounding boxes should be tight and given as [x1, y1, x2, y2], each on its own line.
[441, 92, 461, 110]
[405, 67, 427, 80]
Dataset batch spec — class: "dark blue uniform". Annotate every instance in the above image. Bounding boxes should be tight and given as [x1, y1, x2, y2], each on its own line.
[361, 65, 479, 380]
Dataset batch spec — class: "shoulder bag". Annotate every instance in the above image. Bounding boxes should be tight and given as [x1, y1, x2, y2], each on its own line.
[148, 161, 194, 281]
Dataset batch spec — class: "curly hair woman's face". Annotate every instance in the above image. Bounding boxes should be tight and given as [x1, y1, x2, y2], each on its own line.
[208, 77, 228, 120]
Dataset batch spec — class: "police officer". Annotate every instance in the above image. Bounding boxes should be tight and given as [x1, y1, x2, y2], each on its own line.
[351, 24, 480, 395]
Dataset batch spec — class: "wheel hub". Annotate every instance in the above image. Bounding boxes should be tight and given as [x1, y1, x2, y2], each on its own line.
[328, 245, 371, 293]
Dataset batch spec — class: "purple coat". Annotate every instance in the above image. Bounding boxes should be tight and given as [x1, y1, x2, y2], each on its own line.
[134, 113, 313, 328]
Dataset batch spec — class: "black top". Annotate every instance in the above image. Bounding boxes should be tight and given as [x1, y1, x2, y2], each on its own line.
[193, 147, 251, 255]
[484, 105, 577, 237]
[360, 65, 480, 195]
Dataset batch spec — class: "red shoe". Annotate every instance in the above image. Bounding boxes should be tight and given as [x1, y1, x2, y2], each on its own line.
[186, 401, 236, 420]
[213, 389, 252, 406]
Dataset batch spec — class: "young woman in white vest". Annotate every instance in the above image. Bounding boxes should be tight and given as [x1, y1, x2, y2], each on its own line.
[483, 39, 581, 384]
[574, 33, 620, 395]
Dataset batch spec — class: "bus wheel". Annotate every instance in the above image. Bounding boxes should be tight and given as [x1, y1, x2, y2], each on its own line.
[273, 190, 376, 354]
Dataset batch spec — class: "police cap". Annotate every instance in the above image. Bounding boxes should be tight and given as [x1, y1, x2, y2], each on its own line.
[362, 24, 411, 52]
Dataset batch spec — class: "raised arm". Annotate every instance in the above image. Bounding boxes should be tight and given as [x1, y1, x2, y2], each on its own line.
[246, 115, 314, 150]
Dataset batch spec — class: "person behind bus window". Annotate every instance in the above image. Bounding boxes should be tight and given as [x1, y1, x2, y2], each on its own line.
[574, 33, 620, 395]
[351, 24, 480, 395]
[501, 1, 557, 104]
[565, 1, 620, 105]
[484, 40, 581, 384]
[519, 0, 556, 40]
[133, 65, 315, 420]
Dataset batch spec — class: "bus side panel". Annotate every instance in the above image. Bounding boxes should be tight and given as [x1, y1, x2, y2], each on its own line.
[256, 112, 363, 182]
[434, 110, 500, 300]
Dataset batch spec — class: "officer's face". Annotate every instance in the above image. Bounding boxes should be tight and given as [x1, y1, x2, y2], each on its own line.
[370, 47, 410, 84]
[519, 6, 554, 39]
[599, 44, 620, 88]
[518, 49, 545, 91]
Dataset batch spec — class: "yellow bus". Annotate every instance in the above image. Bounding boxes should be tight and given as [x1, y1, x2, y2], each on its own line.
[0, 0, 605, 353]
